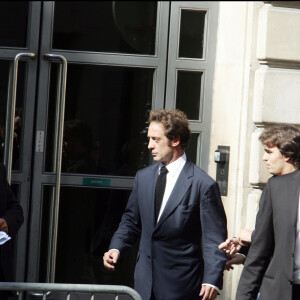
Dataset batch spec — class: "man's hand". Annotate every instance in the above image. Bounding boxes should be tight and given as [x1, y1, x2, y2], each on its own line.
[103, 249, 119, 271]
[237, 229, 252, 246]
[224, 253, 246, 271]
[199, 285, 218, 300]
[218, 237, 241, 256]
[0, 218, 8, 234]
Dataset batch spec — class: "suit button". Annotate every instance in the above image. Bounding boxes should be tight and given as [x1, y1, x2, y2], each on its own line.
[288, 280, 293, 284]
[147, 255, 151, 259]
[291, 253, 295, 258]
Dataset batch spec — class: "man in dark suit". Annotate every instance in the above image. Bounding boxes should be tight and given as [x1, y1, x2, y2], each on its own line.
[103, 109, 227, 300]
[235, 124, 300, 300]
[0, 162, 24, 299]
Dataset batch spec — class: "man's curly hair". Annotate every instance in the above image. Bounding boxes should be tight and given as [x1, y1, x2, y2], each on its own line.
[148, 109, 191, 150]
[259, 124, 300, 166]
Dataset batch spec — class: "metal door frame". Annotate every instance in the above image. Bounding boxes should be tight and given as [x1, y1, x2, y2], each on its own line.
[0, 2, 42, 281]
[165, 1, 219, 171]
[27, 1, 170, 282]
[0, 1, 220, 285]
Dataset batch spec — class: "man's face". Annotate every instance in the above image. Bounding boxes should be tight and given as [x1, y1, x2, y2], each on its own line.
[262, 146, 289, 175]
[147, 122, 173, 164]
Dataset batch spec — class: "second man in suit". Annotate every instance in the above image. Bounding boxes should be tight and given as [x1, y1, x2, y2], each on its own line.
[103, 109, 227, 300]
[235, 124, 300, 300]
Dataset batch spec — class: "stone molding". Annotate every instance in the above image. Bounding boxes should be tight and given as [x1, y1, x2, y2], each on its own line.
[265, 1, 300, 9]
[257, 4, 300, 64]
[253, 66, 300, 124]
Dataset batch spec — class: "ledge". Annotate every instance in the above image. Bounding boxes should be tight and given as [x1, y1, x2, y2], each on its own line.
[258, 59, 300, 70]
[265, 1, 300, 9]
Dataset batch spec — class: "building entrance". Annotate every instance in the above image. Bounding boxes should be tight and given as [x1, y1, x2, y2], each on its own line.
[0, 1, 218, 291]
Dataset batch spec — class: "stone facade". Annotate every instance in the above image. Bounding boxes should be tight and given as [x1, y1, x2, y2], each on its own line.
[209, 2, 300, 299]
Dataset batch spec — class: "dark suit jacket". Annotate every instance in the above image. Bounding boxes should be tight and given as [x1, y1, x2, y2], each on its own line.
[0, 163, 24, 282]
[110, 160, 227, 300]
[236, 169, 300, 300]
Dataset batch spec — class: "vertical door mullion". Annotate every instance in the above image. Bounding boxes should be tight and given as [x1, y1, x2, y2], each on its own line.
[152, 1, 170, 110]
[13, 1, 42, 282]
[27, 1, 172, 283]
[26, 1, 55, 282]
[164, 2, 219, 172]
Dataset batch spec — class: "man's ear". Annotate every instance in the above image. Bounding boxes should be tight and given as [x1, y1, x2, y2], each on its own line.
[283, 155, 291, 163]
[171, 137, 180, 147]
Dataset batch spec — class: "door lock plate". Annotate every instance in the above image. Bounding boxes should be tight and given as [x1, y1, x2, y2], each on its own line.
[35, 131, 44, 153]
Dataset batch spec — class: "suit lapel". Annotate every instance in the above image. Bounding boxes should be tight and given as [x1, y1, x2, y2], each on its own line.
[145, 163, 160, 228]
[289, 169, 300, 229]
[154, 161, 194, 232]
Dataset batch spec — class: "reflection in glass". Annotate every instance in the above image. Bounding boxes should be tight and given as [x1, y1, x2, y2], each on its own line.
[179, 10, 206, 59]
[186, 133, 201, 165]
[39, 186, 52, 283]
[11, 183, 20, 269]
[0, 60, 26, 171]
[53, 1, 157, 55]
[62, 120, 96, 174]
[45, 63, 154, 176]
[0, 2, 28, 48]
[39, 186, 137, 286]
[11, 183, 20, 200]
[176, 70, 203, 121]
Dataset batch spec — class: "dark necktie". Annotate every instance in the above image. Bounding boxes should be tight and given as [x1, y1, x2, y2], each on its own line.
[155, 165, 168, 221]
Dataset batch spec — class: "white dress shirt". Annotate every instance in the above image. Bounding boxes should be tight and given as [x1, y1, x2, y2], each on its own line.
[156, 153, 187, 222]
[293, 193, 300, 284]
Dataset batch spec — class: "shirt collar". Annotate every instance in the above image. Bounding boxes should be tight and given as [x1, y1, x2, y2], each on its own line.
[159, 153, 187, 177]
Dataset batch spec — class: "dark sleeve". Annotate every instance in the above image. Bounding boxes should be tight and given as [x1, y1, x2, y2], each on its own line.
[236, 181, 274, 300]
[200, 181, 228, 289]
[0, 164, 24, 237]
[239, 245, 250, 257]
[109, 171, 141, 256]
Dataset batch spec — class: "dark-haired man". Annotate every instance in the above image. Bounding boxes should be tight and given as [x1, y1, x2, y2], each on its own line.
[103, 109, 227, 300]
[233, 124, 300, 300]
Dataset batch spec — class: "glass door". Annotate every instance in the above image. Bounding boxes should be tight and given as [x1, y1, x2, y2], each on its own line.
[0, 1, 219, 290]
[0, 2, 41, 282]
[27, 1, 169, 287]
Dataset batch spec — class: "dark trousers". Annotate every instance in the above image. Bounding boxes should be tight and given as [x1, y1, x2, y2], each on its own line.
[293, 284, 300, 300]
[0, 266, 10, 300]
[150, 288, 202, 300]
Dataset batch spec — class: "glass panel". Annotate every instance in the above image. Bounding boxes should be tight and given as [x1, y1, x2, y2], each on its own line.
[185, 133, 200, 165]
[176, 70, 203, 121]
[39, 186, 137, 286]
[53, 1, 157, 55]
[0, 60, 26, 171]
[44, 63, 60, 175]
[11, 183, 20, 198]
[11, 184, 20, 275]
[179, 10, 206, 59]
[0, 61, 9, 164]
[45, 63, 154, 176]
[39, 186, 52, 283]
[0, 2, 29, 48]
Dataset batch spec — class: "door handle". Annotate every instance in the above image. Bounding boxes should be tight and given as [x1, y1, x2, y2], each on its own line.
[43, 54, 68, 284]
[4, 52, 35, 184]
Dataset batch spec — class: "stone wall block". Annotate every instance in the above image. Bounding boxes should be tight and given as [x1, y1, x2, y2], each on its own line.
[246, 189, 262, 229]
[257, 4, 300, 63]
[249, 128, 271, 185]
[253, 67, 300, 124]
